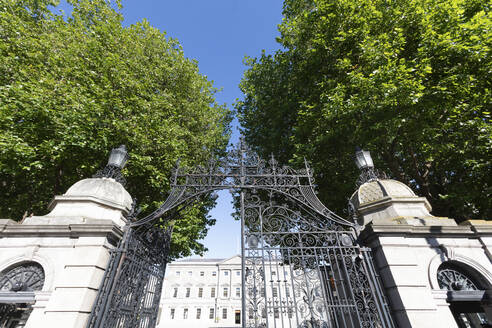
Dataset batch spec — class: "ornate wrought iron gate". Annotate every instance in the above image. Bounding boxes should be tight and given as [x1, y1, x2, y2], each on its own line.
[87, 222, 172, 328]
[87, 139, 394, 328]
[243, 194, 393, 328]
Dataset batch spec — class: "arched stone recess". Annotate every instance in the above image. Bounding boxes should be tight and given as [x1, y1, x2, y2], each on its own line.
[428, 249, 492, 290]
[0, 253, 55, 292]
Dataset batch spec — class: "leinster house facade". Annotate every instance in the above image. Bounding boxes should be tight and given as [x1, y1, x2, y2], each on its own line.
[157, 256, 243, 328]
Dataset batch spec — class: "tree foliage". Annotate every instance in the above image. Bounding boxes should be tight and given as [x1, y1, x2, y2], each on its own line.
[237, 0, 491, 220]
[0, 0, 231, 258]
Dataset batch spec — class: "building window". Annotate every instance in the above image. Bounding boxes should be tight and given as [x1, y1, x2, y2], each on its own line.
[211, 287, 216, 298]
[288, 307, 293, 318]
[235, 310, 241, 324]
[437, 263, 480, 291]
[248, 308, 254, 319]
[176, 271, 180, 276]
[224, 271, 229, 276]
[212, 271, 217, 276]
[196, 308, 201, 319]
[183, 308, 188, 319]
[272, 287, 278, 297]
[200, 271, 204, 276]
[170, 308, 175, 319]
[186, 288, 190, 298]
[236, 287, 240, 298]
[274, 308, 279, 319]
[223, 287, 228, 297]
[260, 287, 265, 297]
[222, 308, 227, 319]
[209, 308, 214, 319]
[285, 288, 290, 297]
[173, 288, 178, 298]
[236, 270, 240, 276]
[272, 271, 276, 276]
[261, 308, 266, 318]
[188, 271, 192, 276]
[436, 261, 488, 328]
[198, 287, 203, 298]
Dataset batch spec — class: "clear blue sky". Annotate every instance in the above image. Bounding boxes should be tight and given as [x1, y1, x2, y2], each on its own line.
[57, 1, 284, 258]
[122, 1, 284, 259]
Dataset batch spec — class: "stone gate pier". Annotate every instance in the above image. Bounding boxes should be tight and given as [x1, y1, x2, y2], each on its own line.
[0, 176, 131, 327]
[352, 178, 492, 328]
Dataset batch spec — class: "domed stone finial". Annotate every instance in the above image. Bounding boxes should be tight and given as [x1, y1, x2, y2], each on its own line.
[24, 145, 134, 227]
[348, 178, 455, 227]
[349, 148, 457, 228]
[43, 177, 133, 227]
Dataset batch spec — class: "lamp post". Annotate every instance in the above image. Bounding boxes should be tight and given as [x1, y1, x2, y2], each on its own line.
[93, 144, 129, 186]
[354, 147, 378, 184]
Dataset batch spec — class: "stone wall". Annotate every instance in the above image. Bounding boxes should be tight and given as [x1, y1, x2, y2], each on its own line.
[360, 219, 492, 327]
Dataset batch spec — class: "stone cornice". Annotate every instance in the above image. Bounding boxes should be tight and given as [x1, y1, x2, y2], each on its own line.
[0, 220, 123, 242]
[460, 220, 492, 234]
[0, 291, 35, 303]
[358, 196, 432, 212]
[358, 224, 481, 244]
[48, 195, 129, 213]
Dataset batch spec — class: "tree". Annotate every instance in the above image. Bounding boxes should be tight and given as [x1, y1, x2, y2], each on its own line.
[237, 0, 491, 221]
[0, 0, 231, 258]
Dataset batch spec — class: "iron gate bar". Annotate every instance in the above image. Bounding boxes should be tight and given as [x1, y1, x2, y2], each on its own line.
[86, 138, 395, 328]
[241, 189, 247, 327]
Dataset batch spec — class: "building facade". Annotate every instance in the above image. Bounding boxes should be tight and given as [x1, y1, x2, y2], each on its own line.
[157, 256, 243, 328]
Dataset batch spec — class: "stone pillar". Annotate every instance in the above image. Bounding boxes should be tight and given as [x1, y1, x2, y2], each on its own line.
[0, 177, 132, 328]
[350, 179, 492, 328]
[360, 224, 464, 328]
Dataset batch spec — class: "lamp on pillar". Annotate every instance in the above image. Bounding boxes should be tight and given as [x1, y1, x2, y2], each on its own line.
[93, 144, 129, 186]
[355, 147, 374, 170]
[107, 145, 129, 169]
[354, 147, 378, 184]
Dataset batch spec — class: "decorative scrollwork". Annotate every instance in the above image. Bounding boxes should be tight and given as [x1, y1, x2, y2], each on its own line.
[0, 262, 44, 292]
[356, 167, 388, 188]
[86, 219, 173, 328]
[244, 187, 394, 328]
[437, 266, 479, 291]
[93, 164, 127, 186]
[131, 138, 354, 228]
[88, 138, 394, 328]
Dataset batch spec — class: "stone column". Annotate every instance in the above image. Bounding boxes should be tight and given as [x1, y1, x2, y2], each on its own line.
[0, 177, 132, 328]
[349, 178, 492, 328]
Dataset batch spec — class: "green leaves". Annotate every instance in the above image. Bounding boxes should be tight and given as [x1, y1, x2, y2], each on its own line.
[0, 0, 231, 258]
[237, 0, 491, 220]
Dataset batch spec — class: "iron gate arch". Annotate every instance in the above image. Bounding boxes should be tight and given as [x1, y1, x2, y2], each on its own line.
[87, 139, 395, 328]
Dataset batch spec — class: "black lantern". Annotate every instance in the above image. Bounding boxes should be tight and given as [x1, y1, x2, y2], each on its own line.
[354, 148, 374, 170]
[354, 147, 380, 184]
[93, 145, 129, 186]
[107, 145, 129, 169]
